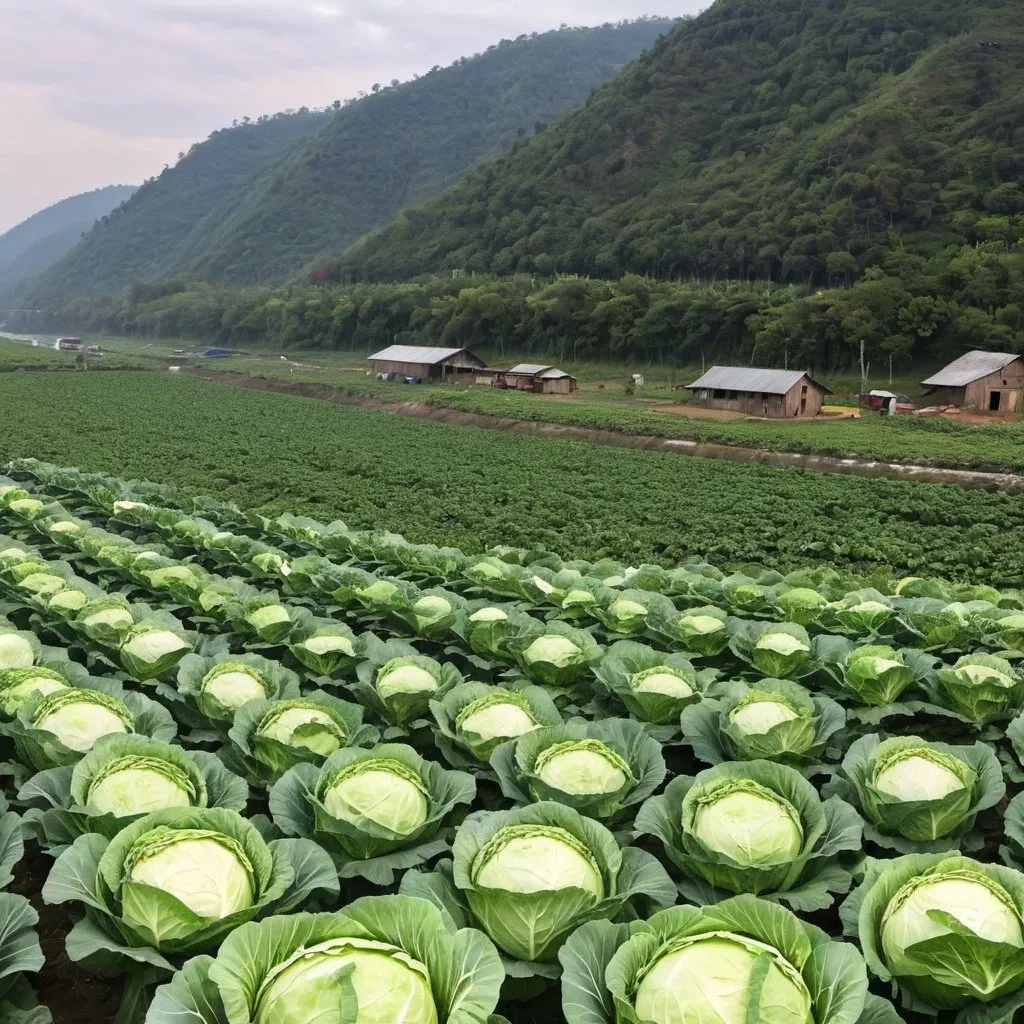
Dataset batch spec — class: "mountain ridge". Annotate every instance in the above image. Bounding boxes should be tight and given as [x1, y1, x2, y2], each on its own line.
[26, 19, 675, 300]
[0, 185, 138, 302]
[327, 0, 1024, 285]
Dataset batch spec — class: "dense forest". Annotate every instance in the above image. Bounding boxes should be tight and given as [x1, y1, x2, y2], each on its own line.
[18, 241, 1023, 370]
[0, 185, 137, 301]
[329, 0, 1024, 286]
[186, 21, 676, 286]
[24, 20, 673, 301]
[23, 110, 335, 301]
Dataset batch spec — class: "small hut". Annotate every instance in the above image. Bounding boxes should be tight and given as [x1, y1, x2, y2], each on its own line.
[496, 364, 577, 394]
[367, 345, 485, 381]
[921, 352, 1024, 412]
[684, 366, 831, 418]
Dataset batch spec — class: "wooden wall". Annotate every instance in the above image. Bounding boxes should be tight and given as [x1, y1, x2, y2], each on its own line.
[536, 377, 575, 394]
[690, 378, 824, 417]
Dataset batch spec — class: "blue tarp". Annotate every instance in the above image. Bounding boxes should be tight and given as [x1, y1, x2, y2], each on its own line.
[203, 348, 231, 357]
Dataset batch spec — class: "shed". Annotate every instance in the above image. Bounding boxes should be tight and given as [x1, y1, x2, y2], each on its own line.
[921, 351, 1024, 412]
[685, 366, 831, 418]
[367, 345, 485, 380]
[497, 363, 578, 394]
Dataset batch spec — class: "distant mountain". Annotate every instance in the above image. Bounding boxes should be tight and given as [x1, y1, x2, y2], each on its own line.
[0, 185, 137, 302]
[26, 110, 334, 301]
[185, 20, 676, 285]
[28, 19, 674, 299]
[330, 0, 1024, 285]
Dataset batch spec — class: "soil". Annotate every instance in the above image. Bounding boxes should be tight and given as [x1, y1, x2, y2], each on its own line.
[180, 368, 1024, 494]
[11, 847, 120, 1024]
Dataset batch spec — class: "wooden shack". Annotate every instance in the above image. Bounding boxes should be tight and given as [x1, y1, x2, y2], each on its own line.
[494, 364, 577, 394]
[921, 351, 1024, 412]
[367, 345, 485, 380]
[685, 366, 831, 418]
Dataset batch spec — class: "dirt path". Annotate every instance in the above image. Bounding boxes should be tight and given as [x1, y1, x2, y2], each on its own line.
[181, 369, 1024, 494]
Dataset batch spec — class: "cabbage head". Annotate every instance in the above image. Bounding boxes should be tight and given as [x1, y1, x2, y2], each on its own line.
[826, 591, 895, 634]
[648, 605, 730, 657]
[408, 801, 673, 964]
[19, 733, 248, 850]
[511, 621, 601, 694]
[840, 645, 914, 706]
[636, 760, 862, 910]
[0, 629, 37, 670]
[750, 624, 812, 678]
[681, 678, 845, 770]
[429, 682, 562, 768]
[0, 665, 70, 718]
[933, 653, 1024, 725]
[286, 614, 359, 677]
[119, 622, 192, 680]
[242, 598, 294, 643]
[42, 806, 337, 958]
[74, 596, 136, 646]
[268, 743, 475, 885]
[835, 734, 1003, 850]
[227, 692, 377, 784]
[353, 649, 462, 729]
[491, 718, 665, 823]
[998, 614, 1024, 652]
[175, 653, 301, 725]
[558, 894, 877, 1024]
[592, 589, 673, 635]
[844, 853, 1024, 1016]
[593, 640, 705, 726]
[776, 587, 828, 626]
[148, 896, 504, 1024]
[0, 681, 175, 770]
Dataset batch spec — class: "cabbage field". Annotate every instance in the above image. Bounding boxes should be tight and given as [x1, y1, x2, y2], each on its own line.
[1, 458, 1024, 1024]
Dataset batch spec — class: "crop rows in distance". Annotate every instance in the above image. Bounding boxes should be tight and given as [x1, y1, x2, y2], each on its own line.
[0, 459, 1023, 1023]
[4, 372, 1024, 587]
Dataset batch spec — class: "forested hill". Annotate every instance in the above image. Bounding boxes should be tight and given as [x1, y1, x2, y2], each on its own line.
[27, 19, 674, 299]
[0, 185, 137, 301]
[25, 110, 333, 301]
[330, 0, 1024, 285]
[187, 20, 676, 285]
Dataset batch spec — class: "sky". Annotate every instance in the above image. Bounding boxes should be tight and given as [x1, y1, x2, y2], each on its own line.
[0, 0, 707, 233]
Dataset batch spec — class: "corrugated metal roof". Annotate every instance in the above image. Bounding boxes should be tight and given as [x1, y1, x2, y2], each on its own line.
[506, 363, 552, 375]
[504, 364, 574, 379]
[920, 351, 1021, 387]
[686, 366, 832, 395]
[368, 345, 471, 365]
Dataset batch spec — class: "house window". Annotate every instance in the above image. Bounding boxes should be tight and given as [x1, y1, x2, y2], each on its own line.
[713, 389, 729, 399]
[801, 385, 808, 395]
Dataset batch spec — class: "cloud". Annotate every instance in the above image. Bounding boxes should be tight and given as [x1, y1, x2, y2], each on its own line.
[0, 0, 707, 232]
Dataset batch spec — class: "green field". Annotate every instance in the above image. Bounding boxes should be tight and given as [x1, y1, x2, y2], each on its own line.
[5, 336, 1020, 473]
[1, 371, 1023, 586]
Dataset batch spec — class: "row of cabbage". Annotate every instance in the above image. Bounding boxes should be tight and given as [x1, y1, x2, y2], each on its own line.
[0, 464, 1023, 1022]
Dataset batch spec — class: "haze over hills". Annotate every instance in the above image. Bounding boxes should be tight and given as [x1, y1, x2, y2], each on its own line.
[0, 185, 137, 303]
[328, 0, 1024, 285]
[24, 110, 334, 302]
[26, 19, 675, 301]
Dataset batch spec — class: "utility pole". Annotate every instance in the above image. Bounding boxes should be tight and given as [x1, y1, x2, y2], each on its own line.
[859, 339, 867, 394]
[889, 352, 893, 386]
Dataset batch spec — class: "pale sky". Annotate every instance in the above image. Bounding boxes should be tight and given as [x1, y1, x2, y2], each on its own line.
[0, 0, 706, 233]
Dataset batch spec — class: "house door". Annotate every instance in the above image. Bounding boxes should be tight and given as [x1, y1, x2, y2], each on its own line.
[990, 391, 1002, 412]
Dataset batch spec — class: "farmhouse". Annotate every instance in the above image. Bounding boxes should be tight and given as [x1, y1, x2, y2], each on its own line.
[367, 345, 485, 380]
[493, 363, 578, 394]
[685, 366, 831, 418]
[921, 351, 1024, 412]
